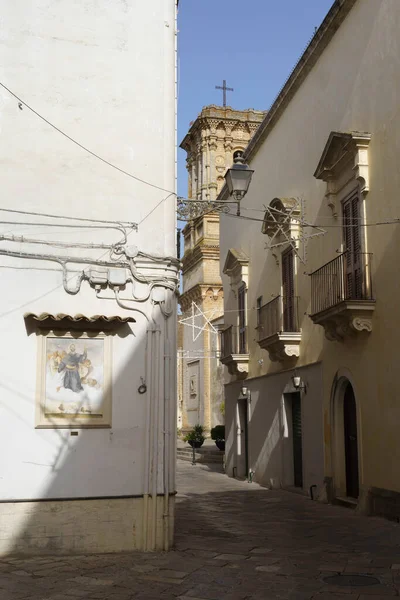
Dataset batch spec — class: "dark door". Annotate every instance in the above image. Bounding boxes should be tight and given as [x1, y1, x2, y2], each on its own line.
[291, 392, 303, 488]
[282, 249, 296, 331]
[238, 398, 249, 478]
[343, 383, 359, 498]
[244, 401, 249, 477]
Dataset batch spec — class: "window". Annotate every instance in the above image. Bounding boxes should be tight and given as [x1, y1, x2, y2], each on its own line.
[282, 248, 296, 332]
[238, 284, 247, 354]
[256, 296, 263, 327]
[343, 193, 362, 299]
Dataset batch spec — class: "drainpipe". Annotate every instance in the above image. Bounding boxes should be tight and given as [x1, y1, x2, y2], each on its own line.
[163, 314, 171, 551]
[151, 323, 162, 550]
[143, 323, 157, 550]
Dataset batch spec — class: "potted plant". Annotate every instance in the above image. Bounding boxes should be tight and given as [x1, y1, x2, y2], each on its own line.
[211, 425, 225, 452]
[183, 424, 205, 449]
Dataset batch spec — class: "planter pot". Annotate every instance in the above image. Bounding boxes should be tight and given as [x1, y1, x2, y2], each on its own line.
[215, 440, 225, 452]
[188, 440, 204, 449]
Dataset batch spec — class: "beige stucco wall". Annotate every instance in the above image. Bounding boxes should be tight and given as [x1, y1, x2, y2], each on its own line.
[224, 364, 324, 492]
[0, 496, 174, 556]
[220, 0, 400, 495]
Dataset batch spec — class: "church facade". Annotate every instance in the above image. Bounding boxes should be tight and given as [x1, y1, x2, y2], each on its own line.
[178, 106, 264, 433]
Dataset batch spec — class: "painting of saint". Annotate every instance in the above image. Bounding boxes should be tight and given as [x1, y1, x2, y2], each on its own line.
[43, 337, 106, 421]
[58, 344, 87, 393]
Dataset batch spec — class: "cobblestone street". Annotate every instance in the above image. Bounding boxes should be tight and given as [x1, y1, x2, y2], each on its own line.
[2, 461, 400, 599]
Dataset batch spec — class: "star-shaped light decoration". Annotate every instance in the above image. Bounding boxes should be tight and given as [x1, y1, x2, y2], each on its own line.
[178, 302, 219, 341]
[262, 197, 326, 264]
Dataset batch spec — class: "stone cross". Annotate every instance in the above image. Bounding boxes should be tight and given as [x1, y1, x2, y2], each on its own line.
[215, 79, 234, 107]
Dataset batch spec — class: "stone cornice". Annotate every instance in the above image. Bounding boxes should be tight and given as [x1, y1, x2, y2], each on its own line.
[179, 284, 224, 312]
[182, 243, 221, 275]
[243, 0, 358, 162]
[314, 131, 371, 215]
[180, 105, 265, 152]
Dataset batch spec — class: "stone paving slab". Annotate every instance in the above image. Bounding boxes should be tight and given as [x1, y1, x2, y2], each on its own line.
[1, 461, 400, 599]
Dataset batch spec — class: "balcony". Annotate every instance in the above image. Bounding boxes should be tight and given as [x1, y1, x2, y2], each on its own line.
[220, 325, 249, 379]
[310, 252, 375, 341]
[257, 296, 301, 362]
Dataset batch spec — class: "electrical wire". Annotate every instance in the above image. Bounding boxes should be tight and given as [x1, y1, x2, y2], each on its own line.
[0, 81, 176, 196]
[241, 205, 400, 223]
[0, 233, 115, 252]
[138, 192, 176, 226]
[0, 206, 136, 228]
[224, 211, 400, 229]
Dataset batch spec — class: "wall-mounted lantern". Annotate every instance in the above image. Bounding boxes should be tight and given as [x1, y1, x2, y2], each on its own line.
[224, 153, 254, 216]
[292, 370, 307, 394]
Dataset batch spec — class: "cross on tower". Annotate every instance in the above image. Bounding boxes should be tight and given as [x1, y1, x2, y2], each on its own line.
[215, 79, 234, 107]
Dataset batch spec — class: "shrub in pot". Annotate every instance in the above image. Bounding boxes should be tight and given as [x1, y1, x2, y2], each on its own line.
[183, 424, 205, 449]
[211, 425, 225, 451]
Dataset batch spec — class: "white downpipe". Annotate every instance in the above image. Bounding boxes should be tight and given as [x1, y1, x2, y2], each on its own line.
[151, 323, 162, 550]
[142, 327, 152, 550]
[163, 323, 171, 551]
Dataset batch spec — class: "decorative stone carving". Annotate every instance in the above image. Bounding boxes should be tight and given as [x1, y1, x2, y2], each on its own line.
[261, 197, 301, 238]
[257, 332, 301, 363]
[310, 300, 375, 342]
[223, 248, 249, 293]
[314, 131, 371, 217]
[180, 106, 264, 206]
[221, 353, 249, 379]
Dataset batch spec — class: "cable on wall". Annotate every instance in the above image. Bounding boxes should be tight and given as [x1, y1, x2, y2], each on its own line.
[0, 81, 175, 196]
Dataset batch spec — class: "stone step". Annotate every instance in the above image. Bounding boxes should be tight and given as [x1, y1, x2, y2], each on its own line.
[177, 445, 223, 455]
[176, 448, 224, 464]
[177, 452, 223, 464]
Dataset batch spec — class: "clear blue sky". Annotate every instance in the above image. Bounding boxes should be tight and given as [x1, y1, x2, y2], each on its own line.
[177, 0, 333, 197]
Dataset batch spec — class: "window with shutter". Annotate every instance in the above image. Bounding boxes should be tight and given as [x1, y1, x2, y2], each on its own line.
[238, 285, 247, 353]
[282, 249, 296, 331]
[343, 194, 362, 299]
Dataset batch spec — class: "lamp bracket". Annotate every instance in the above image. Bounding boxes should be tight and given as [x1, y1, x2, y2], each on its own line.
[177, 197, 240, 222]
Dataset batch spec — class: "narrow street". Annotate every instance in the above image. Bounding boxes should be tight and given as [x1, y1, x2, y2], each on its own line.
[2, 461, 400, 600]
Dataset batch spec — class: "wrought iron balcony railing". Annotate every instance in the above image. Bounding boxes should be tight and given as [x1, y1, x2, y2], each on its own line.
[257, 295, 300, 341]
[220, 325, 248, 360]
[256, 296, 301, 362]
[310, 252, 373, 315]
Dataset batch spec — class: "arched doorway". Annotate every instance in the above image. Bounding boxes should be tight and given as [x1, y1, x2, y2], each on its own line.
[343, 382, 359, 498]
[331, 375, 360, 501]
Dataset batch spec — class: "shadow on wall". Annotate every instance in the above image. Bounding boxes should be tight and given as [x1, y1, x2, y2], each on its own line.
[0, 315, 175, 556]
[224, 361, 325, 497]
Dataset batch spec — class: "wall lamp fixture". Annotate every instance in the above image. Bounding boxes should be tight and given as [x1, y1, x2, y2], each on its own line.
[240, 385, 251, 399]
[292, 371, 307, 394]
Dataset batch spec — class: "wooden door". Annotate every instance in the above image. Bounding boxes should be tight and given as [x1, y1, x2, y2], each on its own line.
[343, 195, 362, 299]
[343, 383, 359, 499]
[237, 398, 249, 478]
[282, 249, 295, 331]
[291, 392, 303, 488]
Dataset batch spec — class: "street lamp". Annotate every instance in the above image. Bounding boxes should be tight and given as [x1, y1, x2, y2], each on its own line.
[224, 152, 254, 215]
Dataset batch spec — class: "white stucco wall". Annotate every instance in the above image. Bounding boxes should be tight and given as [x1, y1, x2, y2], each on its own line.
[0, 0, 178, 553]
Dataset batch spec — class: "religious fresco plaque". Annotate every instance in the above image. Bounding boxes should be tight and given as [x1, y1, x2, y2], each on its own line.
[36, 334, 112, 428]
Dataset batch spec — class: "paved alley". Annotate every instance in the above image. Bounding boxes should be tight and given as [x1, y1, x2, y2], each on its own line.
[2, 461, 400, 599]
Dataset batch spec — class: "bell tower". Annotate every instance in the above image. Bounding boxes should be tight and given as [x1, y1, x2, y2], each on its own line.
[178, 105, 265, 434]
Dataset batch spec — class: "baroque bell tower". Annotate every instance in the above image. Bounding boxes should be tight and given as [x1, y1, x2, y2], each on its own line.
[178, 105, 264, 434]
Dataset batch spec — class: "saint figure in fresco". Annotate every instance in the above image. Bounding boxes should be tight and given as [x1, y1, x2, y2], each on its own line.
[57, 344, 87, 393]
